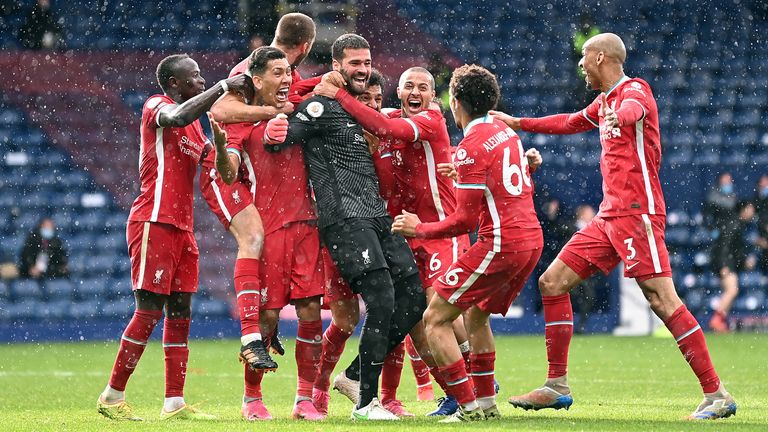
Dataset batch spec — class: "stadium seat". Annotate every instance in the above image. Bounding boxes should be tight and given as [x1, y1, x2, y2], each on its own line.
[11, 279, 43, 301]
[44, 279, 77, 301]
[69, 300, 101, 320]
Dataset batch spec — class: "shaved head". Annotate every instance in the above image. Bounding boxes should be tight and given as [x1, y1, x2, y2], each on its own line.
[584, 33, 626, 64]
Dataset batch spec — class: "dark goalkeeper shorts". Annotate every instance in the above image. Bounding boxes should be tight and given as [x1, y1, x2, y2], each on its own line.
[320, 216, 418, 290]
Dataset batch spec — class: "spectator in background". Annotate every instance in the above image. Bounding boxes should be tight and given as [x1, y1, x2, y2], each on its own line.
[754, 175, 768, 272]
[17, 0, 62, 50]
[704, 172, 742, 332]
[571, 204, 597, 333]
[19, 217, 68, 279]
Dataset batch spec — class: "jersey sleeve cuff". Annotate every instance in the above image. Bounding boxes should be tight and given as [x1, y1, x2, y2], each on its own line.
[403, 118, 419, 142]
[226, 147, 242, 163]
[581, 109, 599, 127]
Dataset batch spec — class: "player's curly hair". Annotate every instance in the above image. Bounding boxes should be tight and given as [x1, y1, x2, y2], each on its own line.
[156, 54, 190, 93]
[367, 68, 385, 90]
[332, 34, 370, 61]
[248, 46, 287, 77]
[449, 64, 500, 117]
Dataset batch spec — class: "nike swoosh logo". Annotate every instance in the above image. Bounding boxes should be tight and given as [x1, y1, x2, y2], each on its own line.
[371, 361, 384, 366]
[626, 262, 640, 271]
[428, 272, 442, 279]
[244, 313, 258, 318]
[353, 411, 369, 420]
[347, 122, 357, 127]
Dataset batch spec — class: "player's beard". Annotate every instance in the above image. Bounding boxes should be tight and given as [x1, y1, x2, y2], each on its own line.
[341, 69, 368, 96]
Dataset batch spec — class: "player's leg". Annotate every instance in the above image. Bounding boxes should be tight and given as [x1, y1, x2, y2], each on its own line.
[319, 297, 359, 410]
[464, 305, 499, 418]
[710, 266, 738, 332]
[380, 341, 413, 417]
[638, 276, 737, 419]
[98, 221, 170, 421]
[453, 313, 472, 373]
[98, 289, 164, 420]
[423, 295, 484, 422]
[242, 309, 276, 422]
[405, 334, 435, 401]
[229, 206, 275, 369]
[292, 295, 325, 420]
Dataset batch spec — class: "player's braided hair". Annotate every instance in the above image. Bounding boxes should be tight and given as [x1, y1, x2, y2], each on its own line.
[274, 13, 316, 48]
[156, 54, 190, 94]
[248, 46, 287, 77]
[367, 68, 385, 89]
[449, 64, 500, 117]
[332, 34, 370, 61]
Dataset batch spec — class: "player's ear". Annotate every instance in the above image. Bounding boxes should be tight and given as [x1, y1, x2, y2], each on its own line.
[252, 75, 263, 91]
[167, 76, 179, 90]
[332, 59, 340, 72]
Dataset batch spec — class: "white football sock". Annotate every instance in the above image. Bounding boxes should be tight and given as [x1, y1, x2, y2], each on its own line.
[241, 333, 262, 345]
[163, 396, 186, 412]
[477, 396, 496, 410]
[462, 400, 479, 411]
[101, 385, 124, 403]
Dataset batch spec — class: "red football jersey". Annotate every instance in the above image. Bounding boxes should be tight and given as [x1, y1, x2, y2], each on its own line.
[225, 122, 316, 235]
[386, 109, 458, 223]
[128, 94, 208, 232]
[455, 117, 542, 252]
[582, 77, 665, 217]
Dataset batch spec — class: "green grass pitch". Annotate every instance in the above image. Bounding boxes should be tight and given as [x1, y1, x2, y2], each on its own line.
[0, 333, 765, 431]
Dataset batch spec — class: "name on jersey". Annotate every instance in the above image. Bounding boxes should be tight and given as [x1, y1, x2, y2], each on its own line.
[482, 128, 515, 152]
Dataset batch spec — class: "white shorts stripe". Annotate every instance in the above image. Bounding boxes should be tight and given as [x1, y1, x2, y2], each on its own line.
[236, 289, 261, 298]
[209, 169, 233, 222]
[121, 335, 147, 346]
[545, 321, 574, 327]
[642, 214, 662, 273]
[136, 222, 150, 290]
[447, 250, 496, 304]
[675, 324, 701, 343]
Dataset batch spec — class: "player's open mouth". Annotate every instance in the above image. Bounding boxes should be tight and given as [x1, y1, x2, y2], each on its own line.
[276, 87, 289, 102]
[408, 99, 422, 109]
[352, 76, 367, 86]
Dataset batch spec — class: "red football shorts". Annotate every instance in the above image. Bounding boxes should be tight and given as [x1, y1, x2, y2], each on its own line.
[259, 222, 325, 310]
[558, 213, 672, 282]
[409, 235, 470, 288]
[126, 221, 198, 295]
[433, 238, 541, 314]
[321, 247, 356, 309]
[199, 167, 253, 230]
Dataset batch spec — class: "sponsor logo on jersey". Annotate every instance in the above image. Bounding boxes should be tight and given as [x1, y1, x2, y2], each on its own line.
[296, 112, 309, 121]
[306, 101, 324, 118]
[454, 157, 475, 167]
[153, 269, 164, 284]
[456, 148, 467, 160]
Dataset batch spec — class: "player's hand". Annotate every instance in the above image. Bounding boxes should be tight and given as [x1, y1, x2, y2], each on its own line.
[313, 78, 342, 99]
[525, 148, 542, 172]
[364, 130, 380, 154]
[323, 71, 347, 87]
[207, 112, 228, 149]
[601, 93, 618, 129]
[277, 101, 295, 115]
[392, 210, 422, 237]
[437, 162, 458, 181]
[488, 110, 522, 130]
[264, 114, 289, 144]
[225, 74, 255, 101]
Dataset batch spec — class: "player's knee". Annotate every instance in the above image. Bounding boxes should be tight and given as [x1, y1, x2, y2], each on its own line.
[239, 227, 264, 257]
[166, 293, 192, 318]
[538, 271, 564, 296]
[295, 296, 321, 321]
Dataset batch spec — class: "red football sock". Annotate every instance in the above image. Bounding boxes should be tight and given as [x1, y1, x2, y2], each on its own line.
[665, 305, 721, 393]
[108, 309, 162, 391]
[406, 336, 432, 388]
[543, 294, 573, 378]
[461, 349, 471, 374]
[429, 365, 451, 396]
[314, 322, 352, 391]
[439, 359, 475, 405]
[235, 258, 261, 338]
[243, 330, 273, 399]
[163, 317, 190, 398]
[470, 352, 495, 398]
[296, 320, 322, 399]
[381, 341, 405, 402]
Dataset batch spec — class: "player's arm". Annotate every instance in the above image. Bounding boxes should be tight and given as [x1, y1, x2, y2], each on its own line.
[392, 187, 483, 238]
[209, 91, 293, 124]
[206, 113, 240, 184]
[489, 108, 597, 135]
[312, 76, 417, 141]
[156, 74, 253, 128]
[603, 91, 647, 130]
[265, 100, 327, 152]
[289, 76, 323, 104]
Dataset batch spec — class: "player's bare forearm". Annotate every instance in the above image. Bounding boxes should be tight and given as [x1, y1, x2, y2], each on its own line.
[159, 75, 253, 127]
[210, 92, 283, 124]
[216, 152, 239, 184]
